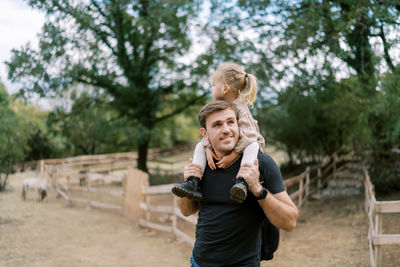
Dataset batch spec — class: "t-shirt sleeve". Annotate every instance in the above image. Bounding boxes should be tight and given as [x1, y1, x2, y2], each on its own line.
[258, 152, 285, 194]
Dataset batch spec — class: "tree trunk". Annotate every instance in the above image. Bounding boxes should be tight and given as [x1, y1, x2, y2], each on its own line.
[137, 138, 150, 173]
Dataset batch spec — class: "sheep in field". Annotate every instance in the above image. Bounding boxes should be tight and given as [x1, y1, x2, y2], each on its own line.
[22, 177, 47, 202]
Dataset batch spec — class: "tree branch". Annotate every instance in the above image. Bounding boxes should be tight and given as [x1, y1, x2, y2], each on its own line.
[110, 2, 134, 80]
[72, 69, 122, 99]
[154, 93, 208, 124]
[378, 23, 395, 72]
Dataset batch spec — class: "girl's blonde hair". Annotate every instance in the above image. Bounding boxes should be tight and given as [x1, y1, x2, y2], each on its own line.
[212, 62, 258, 107]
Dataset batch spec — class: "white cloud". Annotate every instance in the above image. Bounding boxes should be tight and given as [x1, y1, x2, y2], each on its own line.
[0, 0, 45, 94]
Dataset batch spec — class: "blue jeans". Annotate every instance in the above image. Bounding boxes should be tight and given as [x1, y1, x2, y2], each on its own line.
[190, 253, 200, 267]
[190, 253, 260, 267]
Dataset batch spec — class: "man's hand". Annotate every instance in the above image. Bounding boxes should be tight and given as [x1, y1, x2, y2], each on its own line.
[216, 150, 240, 169]
[183, 158, 203, 180]
[236, 159, 263, 197]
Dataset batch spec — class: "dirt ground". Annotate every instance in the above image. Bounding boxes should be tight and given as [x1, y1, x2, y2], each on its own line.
[1, 171, 399, 267]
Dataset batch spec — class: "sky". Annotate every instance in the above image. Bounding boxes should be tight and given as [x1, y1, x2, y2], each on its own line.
[0, 0, 45, 96]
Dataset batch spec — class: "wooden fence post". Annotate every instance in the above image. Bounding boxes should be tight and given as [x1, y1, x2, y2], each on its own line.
[172, 196, 178, 235]
[333, 153, 338, 177]
[40, 160, 44, 178]
[145, 193, 151, 222]
[298, 177, 304, 207]
[317, 167, 322, 195]
[122, 167, 149, 224]
[87, 173, 92, 209]
[374, 212, 383, 267]
[305, 167, 310, 200]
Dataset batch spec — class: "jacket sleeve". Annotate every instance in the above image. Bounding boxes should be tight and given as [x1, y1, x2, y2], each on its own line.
[201, 137, 212, 148]
[234, 112, 264, 153]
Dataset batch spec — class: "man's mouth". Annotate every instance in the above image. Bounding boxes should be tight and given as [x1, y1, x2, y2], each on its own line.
[220, 136, 233, 141]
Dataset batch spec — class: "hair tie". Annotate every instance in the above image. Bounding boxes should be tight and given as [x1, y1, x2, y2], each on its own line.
[232, 70, 237, 80]
[245, 73, 248, 78]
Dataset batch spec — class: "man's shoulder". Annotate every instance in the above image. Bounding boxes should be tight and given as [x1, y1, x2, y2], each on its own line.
[257, 152, 285, 194]
[257, 151, 278, 168]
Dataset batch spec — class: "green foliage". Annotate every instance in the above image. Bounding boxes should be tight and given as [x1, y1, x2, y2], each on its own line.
[47, 90, 136, 156]
[25, 130, 54, 161]
[366, 71, 400, 193]
[1, 81, 64, 191]
[0, 84, 28, 191]
[150, 103, 204, 149]
[4, 0, 400, 194]
[370, 163, 400, 196]
[149, 170, 182, 186]
[245, 0, 400, 192]
[7, 0, 211, 172]
[257, 73, 364, 164]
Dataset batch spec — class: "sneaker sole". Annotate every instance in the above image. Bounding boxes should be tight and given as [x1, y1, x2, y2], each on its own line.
[172, 186, 203, 201]
[230, 185, 247, 203]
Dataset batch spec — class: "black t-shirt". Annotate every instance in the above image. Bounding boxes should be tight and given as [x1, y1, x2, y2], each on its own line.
[193, 152, 285, 267]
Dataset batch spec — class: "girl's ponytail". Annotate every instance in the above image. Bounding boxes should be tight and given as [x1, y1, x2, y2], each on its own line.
[239, 73, 257, 107]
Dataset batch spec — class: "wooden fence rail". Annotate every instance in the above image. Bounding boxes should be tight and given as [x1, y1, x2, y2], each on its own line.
[40, 144, 193, 178]
[43, 160, 126, 212]
[41, 145, 193, 214]
[363, 165, 400, 267]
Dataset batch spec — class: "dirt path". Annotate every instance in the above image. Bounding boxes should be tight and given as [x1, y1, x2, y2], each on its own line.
[264, 197, 370, 266]
[1, 171, 398, 266]
[0, 171, 192, 267]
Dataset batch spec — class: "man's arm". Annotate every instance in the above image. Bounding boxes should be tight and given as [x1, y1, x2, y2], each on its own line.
[176, 159, 201, 216]
[257, 191, 298, 232]
[237, 161, 298, 232]
[177, 197, 199, 216]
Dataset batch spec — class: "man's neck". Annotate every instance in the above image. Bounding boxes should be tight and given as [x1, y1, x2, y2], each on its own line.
[215, 150, 242, 168]
[214, 151, 228, 160]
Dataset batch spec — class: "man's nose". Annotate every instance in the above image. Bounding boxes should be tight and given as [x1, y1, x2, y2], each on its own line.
[221, 123, 230, 133]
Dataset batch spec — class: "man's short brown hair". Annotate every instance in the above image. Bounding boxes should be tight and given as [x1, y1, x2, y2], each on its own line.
[198, 100, 239, 129]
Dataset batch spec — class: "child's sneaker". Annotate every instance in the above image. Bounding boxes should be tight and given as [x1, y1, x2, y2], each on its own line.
[230, 177, 248, 203]
[172, 177, 203, 201]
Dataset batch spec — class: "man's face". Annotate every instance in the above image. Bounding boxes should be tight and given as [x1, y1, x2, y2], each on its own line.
[200, 108, 239, 156]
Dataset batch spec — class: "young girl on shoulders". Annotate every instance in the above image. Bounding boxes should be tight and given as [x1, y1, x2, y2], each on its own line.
[172, 62, 265, 203]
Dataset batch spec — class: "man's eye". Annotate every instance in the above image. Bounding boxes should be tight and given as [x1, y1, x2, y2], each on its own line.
[214, 123, 221, 127]
[228, 121, 234, 125]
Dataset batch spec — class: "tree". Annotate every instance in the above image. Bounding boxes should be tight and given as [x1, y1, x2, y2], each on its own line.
[7, 0, 210, 172]
[0, 83, 28, 191]
[367, 70, 400, 193]
[248, 1, 400, 93]
[256, 72, 366, 165]
[9, 97, 57, 161]
[47, 90, 138, 156]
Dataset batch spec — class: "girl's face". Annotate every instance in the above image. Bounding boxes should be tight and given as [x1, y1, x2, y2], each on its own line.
[211, 77, 225, 100]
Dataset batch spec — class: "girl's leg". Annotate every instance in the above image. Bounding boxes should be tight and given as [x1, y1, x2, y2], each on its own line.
[241, 141, 260, 165]
[172, 142, 205, 201]
[231, 141, 260, 203]
[192, 142, 206, 174]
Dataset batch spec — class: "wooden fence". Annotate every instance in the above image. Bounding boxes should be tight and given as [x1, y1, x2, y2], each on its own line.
[43, 164, 126, 212]
[135, 151, 355, 246]
[39, 148, 400, 265]
[40, 144, 193, 177]
[363, 165, 400, 267]
[41, 145, 193, 213]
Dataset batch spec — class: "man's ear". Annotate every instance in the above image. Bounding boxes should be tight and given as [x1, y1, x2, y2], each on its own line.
[223, 84, 231, 95]
[200, 128, 207, 139]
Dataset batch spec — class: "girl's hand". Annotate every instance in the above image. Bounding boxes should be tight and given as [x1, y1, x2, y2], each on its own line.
[205, 147, 217, 170]
[216, 151, 240, 169]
